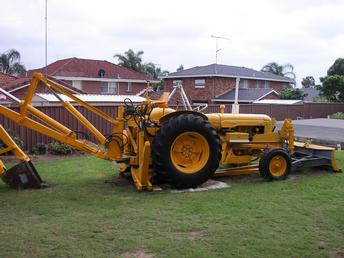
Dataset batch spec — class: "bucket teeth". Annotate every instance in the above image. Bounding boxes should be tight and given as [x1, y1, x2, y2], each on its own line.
[1, 161, 48, 189]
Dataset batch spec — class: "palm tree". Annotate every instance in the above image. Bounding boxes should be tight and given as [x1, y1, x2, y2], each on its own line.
[144, 62, 169, 79]
[0, 49, 26, 76]
[261, 62, 296, 80]
[114, 49, 144, 72]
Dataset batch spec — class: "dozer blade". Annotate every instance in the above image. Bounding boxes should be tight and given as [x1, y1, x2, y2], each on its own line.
[292, 141, 342, 172]
[1, 161, 48, 189]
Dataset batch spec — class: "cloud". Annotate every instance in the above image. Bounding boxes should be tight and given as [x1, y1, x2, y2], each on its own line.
[0, 0, 343, 85]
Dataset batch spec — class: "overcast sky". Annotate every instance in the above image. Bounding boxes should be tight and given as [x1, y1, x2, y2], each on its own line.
[1, 0, 344, 86]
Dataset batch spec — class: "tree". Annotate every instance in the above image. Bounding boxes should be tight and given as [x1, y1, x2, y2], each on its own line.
[176, 64, 184, 72]
[114, 49, 144, 72]
[317, 58, 344, 103]
[327, 58, 344, 76]
[143, 62, 169, 79]
[261, 62, 296, 80]
[279, 88, 308, 100]
[0, 49, 26, 76]
[318, 75, 344, 102]
[301, 76, 315, 88]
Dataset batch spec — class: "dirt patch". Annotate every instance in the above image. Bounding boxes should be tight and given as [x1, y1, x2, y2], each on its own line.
[1, 153, 85, 163]
[121, 250, 155, 258]
[67, 235, 78, 241]
[105, 174, 136, 189]
[188, 230, 206, 240]
[49, 235, 60, 241]
[317, 240, 326, 250]
[329, 249, 344, 258]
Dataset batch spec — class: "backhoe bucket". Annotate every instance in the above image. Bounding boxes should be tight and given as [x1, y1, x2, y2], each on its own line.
[292, 141, 342, 172]
[1, 161, 47, 189]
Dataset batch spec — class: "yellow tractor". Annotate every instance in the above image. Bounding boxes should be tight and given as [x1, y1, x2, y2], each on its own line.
[0, 73, 341, 190]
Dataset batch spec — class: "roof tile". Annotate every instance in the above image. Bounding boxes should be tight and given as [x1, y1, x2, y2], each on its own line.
[215, 88, 278, 102]
[164, 64, 294, 83]
[0, 72, 17, 86]
[26, 57, 151, 80]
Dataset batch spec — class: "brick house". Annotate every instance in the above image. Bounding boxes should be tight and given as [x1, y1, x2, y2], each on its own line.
[2, 57, 158, 101]
[162, 64, 294, 104]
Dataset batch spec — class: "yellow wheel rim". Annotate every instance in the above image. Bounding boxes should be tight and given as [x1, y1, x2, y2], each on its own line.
[170, 132, 210, 174]
[269, 155, 287, 177]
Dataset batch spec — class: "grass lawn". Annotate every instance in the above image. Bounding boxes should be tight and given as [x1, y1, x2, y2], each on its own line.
[0, 152, 343, 258]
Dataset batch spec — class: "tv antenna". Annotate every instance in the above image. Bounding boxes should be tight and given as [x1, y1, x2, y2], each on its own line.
[211, 35, 229, 73]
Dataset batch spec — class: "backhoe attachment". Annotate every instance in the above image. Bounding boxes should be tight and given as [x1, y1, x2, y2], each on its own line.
[2, 161, 46, 189]
[0, 125, 47, 189]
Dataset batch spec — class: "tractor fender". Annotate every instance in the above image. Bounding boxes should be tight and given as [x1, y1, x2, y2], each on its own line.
[159, 110, 208, 124]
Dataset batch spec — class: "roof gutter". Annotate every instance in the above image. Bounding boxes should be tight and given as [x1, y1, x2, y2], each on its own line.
[211, 99, 253, 103]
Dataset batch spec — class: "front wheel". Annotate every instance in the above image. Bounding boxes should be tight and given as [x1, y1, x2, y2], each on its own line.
[259, 148, 291, 181]
[152, 114, 221, 188]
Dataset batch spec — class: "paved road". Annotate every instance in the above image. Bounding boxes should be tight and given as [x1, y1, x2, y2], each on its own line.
[276, 118, 344, 148]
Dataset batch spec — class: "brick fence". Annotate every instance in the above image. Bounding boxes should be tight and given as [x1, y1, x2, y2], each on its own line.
[1, 103, 344, 150]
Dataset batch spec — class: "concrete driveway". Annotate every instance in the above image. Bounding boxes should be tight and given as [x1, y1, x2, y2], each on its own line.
[276, 118, 344, 148]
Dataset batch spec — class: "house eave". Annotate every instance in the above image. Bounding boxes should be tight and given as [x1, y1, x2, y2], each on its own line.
[161, 74, 294, 83]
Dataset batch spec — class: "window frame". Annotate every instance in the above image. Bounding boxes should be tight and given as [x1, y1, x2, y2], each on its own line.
[100, 82, 117, 94]
[194, 79, 206, 88]
[127, 82, 132, 92]
[239, 79, 249, 89]
[172, 80, 182, 88]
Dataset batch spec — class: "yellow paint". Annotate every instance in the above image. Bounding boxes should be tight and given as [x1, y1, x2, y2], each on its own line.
[269, 155, 287, 177]
[0, 160, 6, 176]
[170, 132, 210, 174]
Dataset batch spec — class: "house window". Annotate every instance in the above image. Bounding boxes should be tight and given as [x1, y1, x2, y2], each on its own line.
[127, 82, 132, 92]
[101, 82, 117, 94]
[63, 80, 74, 86]
[73, 80, 82, 90]
[264, 81, 270, 89]
[256, 80, 266, 88]
[239, 79, 248, 89]
[173, 80, 182, 88]
[195, 79, 206, 88]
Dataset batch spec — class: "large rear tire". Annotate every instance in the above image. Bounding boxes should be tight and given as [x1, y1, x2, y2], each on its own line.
[152, 114, 221, 188]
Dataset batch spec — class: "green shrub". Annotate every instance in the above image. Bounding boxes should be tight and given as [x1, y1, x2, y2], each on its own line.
[47, 142, 75, 155]
[330, 112, 344, 120]
[29, 143, 48, 155]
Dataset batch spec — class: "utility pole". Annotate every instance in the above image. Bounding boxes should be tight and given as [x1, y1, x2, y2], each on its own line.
[44, 0, 48, 75]
[211, 35, 229, 74]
